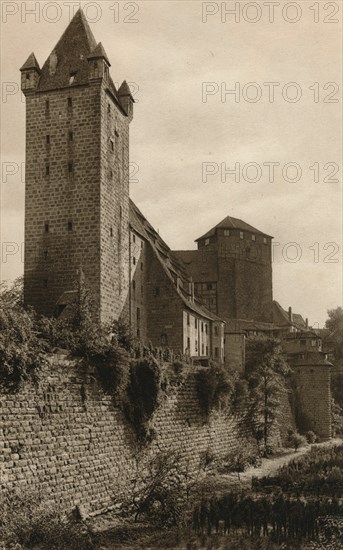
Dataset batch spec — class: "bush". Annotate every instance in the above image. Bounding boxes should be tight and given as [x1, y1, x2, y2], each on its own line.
[0, 492, 93, 550]
[287, 431, 307, 451]
[0, 306, 47, 393]
[123, 356, 161, 442]
[195, 363, 234, 416]
[305, 430, 317, 444]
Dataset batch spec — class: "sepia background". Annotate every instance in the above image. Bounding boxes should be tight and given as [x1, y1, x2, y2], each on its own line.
[0, 0, 342, 326]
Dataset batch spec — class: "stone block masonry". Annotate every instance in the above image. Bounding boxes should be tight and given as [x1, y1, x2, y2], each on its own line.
[0, 354, 265, 515]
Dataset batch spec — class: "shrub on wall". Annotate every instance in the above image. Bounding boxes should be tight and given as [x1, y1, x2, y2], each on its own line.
[0, 293, 47, 392]
[123, 356, 161, 443]
[195, 362, 234, 417]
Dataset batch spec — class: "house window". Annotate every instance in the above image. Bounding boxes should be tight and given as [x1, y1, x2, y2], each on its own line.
[68, 131, 73, 142]
[141, 241, 144, 248]
[201, 322, 204, 332]
[311, 340, 316, 347]
[224, 229, 230, 236]
[67, 97, 72, 109]
[141, 262, 143, 271]
[214, 326, 219, 336]
[205, 238, 210, 246]
[263, 237, 267, 244]
[68, 221, 73, 231]
[205, 324, 208, 334]
[202, 343, 204, 355]
[195, 318, 198, 329]
[252, 234, 256, 241]
[133, 234, 136, 243]
[68, 161, 73, 174]
[133, 257, 136, 265]
[44, 223, 49, 233]
[46, 135, 50, 145]
[136, 307, 140, 322]
[45, 164, 50, 176]
[206, 345, 208, 355]
[132, 280, 136, 293]
[187, 337, 190, 350]
[195, 339, 198, 352]
[187, 313, 190, 326]
[215, 347, 219, 358]
[240, 231, 244, 239]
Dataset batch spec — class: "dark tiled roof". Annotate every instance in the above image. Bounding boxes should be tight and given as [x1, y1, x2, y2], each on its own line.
[37, 9, 97, 91]
[118, 80, 135, 100]
[292, 351, 333, 367]
[87, 42, 111, 65]
[196, 215, 272, 242]
[173, 250, 218, 282]
[20, 52, 41, 72]
[272, 301, 307, 329]
[129, 200, 223, 322]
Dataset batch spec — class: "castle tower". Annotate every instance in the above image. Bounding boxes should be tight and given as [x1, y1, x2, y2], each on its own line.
[21, 9, 134, 323]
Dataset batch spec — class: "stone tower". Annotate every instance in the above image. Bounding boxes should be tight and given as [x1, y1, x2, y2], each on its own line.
[21, 9, 134, 324]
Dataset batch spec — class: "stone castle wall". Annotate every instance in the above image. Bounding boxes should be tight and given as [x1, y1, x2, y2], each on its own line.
[0, 353, 289, 516]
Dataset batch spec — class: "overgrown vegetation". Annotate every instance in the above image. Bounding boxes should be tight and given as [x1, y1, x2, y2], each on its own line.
[245, 336, 291, 456]
[0, 492, 93, 550]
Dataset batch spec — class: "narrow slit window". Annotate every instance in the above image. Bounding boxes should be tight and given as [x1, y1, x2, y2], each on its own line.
[44, 223, 49, 233]
[46, 135, 50, 145]
[68, 131, 73, 142]
[45, 100, 50, 116]
[68, 221, 73, 231]
[43, 279, 48, 288]
[45, 164, 50, 176]
[110, 227, 113, 237]
[68, 161, 73, 174]
[110, 139, 114, 152]
[67, 97, 73, 109]
[43, 250, 48, 260]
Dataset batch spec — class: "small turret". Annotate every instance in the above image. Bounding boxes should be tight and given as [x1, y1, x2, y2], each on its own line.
[118, 80, 134, 121]
[20, 53, 41, 95]
[87, 42, 110, 81]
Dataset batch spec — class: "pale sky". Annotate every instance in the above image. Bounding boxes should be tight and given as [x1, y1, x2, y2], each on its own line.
[0, 0, 342, 327]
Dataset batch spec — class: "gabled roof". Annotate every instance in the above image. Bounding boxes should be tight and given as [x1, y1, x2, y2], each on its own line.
[37, 9, 98, 91]
[129, 200, 223, 323]
[273, 301, 307, 329]
[195, 215, 272, 242]
[20, 52, 41, 72]
[291, 351, 333, 367]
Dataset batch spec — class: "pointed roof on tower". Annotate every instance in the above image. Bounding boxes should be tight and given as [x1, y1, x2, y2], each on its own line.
[37, 8, 98, 91]
[87, 42, 111, 66]
[118, 80, 134, 100]
[20, 52, 41, 72]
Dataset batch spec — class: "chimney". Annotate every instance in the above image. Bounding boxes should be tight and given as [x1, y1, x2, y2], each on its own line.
[288, 307, 293, 323]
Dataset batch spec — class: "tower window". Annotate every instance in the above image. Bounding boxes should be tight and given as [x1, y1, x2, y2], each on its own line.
[68, 221, 73, 231]
[26, 73, 30, 80]
[68, 161, 73, 174]
[45, 164, 50, 176]
[46, 135, 50, 145]
[240, 231, 244, 239]
[44, 223, 49, 233]
[67, 97, 73, 109]
[45, 100, 50, 116]
[68, 131, 73, 142]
